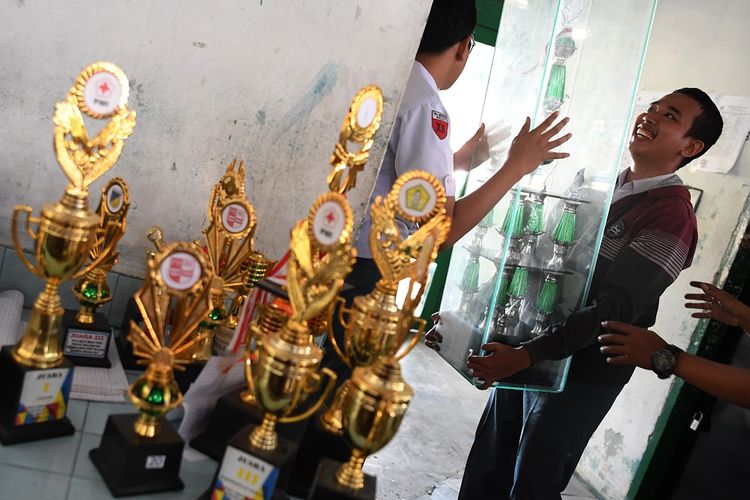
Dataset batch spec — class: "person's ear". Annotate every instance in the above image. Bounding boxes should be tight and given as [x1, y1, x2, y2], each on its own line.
[455, 36, 471, 62]
[681, 138, 705, 160]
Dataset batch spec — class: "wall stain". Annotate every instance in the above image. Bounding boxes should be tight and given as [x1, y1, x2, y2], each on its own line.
[603, 429, 624, 459]
[192, 41, 207, 48]
[355, 5, 362, 19]
[171, 162, 177, 171]
[256, 109, 266, 125]
[276, 61, 339, 136]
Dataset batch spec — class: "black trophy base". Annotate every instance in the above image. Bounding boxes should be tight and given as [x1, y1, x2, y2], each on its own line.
[190, 388, 265, 461]
[191, 388, 311, 462]
[202, 422, 297, 500]
[61, 309, 112, 368]
[90, 413, 185, 497]
[0, 346, 76, 445]
[308, 458, 376, 500]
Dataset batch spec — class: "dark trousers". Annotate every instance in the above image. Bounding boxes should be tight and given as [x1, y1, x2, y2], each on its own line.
[458, 376, 627, 500]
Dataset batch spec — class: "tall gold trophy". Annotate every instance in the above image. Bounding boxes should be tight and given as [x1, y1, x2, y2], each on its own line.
[90, 239, 221, 496]
[0, 62, 135, 445]
[194, 159, 271, 360]
[206, 190, 356, 498]
[62, 177, 130, 367]
[309, 171, 451, 500]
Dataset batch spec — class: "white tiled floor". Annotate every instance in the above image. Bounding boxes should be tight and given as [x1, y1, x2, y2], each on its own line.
[0, 347, 597, 500]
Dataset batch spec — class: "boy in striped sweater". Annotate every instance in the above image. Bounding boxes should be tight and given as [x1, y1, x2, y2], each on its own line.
[455, 88, 723, 499]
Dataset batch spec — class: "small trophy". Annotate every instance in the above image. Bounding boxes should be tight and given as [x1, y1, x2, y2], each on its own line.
[62, 177, 129, 368]
[206, 191, 355, 499]
[543, 28, 577, 113]
[0, 62, 135, 444]
[320, 171, 450, 436]
[309, 176, 447, 499]
[90, 240, 220, 496]
[195, 159, 258, 360]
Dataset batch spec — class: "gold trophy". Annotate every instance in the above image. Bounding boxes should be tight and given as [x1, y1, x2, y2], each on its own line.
[62, 177, 130, 367]
[90, 239, 221, 496]
[0, 62, 135, 445]
[194, 159, 263, 360]
[206, 190, 355, 499]
[309, 171, 451, 500]
[320, 171, 450, 434]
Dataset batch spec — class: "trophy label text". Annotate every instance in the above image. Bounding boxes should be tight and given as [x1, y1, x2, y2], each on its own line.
[16, 368, 73, 426]
[357, 96, 378, 128]
[83, 71, 122, 117]
[312, 200, 346, 247]
[63, 329, 110, 358]
[145, 454, 167, 470]
[222, 203, 249, 233]
[399, 178, 437, 219]
[160, 252, 202, 291]
[212, 445, 278, 499]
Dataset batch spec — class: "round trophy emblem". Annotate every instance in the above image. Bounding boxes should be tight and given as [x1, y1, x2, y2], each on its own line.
[356, 96, 378, 129]
[105, 182, 126, 214]
[308, 193, 353, 250]
[312, 200, 347, 247]
[74, 62, 130, 118]
[389, 171, 446, 224]
[159, 252, 202, 291]
[348, 85, 383, 142]
[221, 202, 250, 234]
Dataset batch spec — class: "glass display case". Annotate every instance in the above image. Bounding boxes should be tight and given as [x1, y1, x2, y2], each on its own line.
[436, 0, 657, 392]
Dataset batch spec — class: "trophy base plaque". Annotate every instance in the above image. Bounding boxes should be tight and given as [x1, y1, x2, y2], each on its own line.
[90, 413, 185, 497]
[61, 309, 112, 368]
[0, 345, 75, 445]
[307, 458, 376, 500]
[191, 388, 310, 461]
[203, 423, 296, 500]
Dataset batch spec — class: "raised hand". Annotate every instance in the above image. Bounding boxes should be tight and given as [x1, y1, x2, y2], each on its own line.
[685, 281, 750, 328]
[504, 111, 572, 178]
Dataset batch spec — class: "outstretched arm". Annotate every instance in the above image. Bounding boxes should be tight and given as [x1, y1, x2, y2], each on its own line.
[441, 113, 571, 248]
[599, 320, 750, 409]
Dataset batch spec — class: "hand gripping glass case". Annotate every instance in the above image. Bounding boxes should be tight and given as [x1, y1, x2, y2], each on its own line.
[436, 0, 657, 392]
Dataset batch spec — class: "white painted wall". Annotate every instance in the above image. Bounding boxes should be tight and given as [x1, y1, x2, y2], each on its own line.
[577, 1, 750, 497]
[0, 0, 433, 276]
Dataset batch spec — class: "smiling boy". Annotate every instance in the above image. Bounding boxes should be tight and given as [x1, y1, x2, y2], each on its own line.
[455, 88, 723, 499]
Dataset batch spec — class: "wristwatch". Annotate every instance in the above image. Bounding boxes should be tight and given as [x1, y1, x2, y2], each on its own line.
[650, 344, 683, 379]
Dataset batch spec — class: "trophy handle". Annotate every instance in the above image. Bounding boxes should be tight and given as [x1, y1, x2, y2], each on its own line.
[11, 205, 41, 276]
[242, 325, 263, 401]
[72, 227, 118, 279]
[395, 317, 427, 361]
[328, 297, 352, 369]
[279, 367, 337, 424]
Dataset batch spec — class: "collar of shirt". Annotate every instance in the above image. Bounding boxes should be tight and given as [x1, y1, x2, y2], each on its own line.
[413, 61, 439, 93]
[611, 169, 683, 204]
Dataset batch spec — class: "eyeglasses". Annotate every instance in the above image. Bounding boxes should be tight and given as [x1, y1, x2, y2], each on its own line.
[468, 34, 476, 54]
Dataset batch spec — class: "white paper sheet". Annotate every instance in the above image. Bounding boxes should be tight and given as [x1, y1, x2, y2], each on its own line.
[178, 353, 246, 459]
[70, 339, 129, 402]
[0, 290, 24, 346]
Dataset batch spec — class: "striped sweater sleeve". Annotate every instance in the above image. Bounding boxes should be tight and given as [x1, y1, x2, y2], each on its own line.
[522, 195, 697, 363]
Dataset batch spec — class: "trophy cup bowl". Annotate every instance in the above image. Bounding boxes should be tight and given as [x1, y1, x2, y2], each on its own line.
[12, 194, 99, 368]
[341, 284, 403, 367]
[248, 320, 335, 451]
[335, 357, 413, 490]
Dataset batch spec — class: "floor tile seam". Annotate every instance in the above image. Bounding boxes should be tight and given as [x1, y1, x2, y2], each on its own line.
[0, 460, 73, 478]
[66, 410, 88, 500]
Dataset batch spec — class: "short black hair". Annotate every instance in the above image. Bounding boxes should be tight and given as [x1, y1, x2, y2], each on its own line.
[673, 88, 723, 168]
[418, 0, 477, 54]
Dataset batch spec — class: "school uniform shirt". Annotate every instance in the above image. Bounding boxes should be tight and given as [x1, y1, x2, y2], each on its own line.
[355, 61, 454, 259]
[522, 169, 698, 386]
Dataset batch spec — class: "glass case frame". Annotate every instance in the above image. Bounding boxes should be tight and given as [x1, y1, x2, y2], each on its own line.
[435, 0, 657, 392]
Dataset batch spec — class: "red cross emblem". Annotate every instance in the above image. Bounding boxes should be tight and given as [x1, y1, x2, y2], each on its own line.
[97, 80, 112, 97]
[325, 210, 336, 224]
